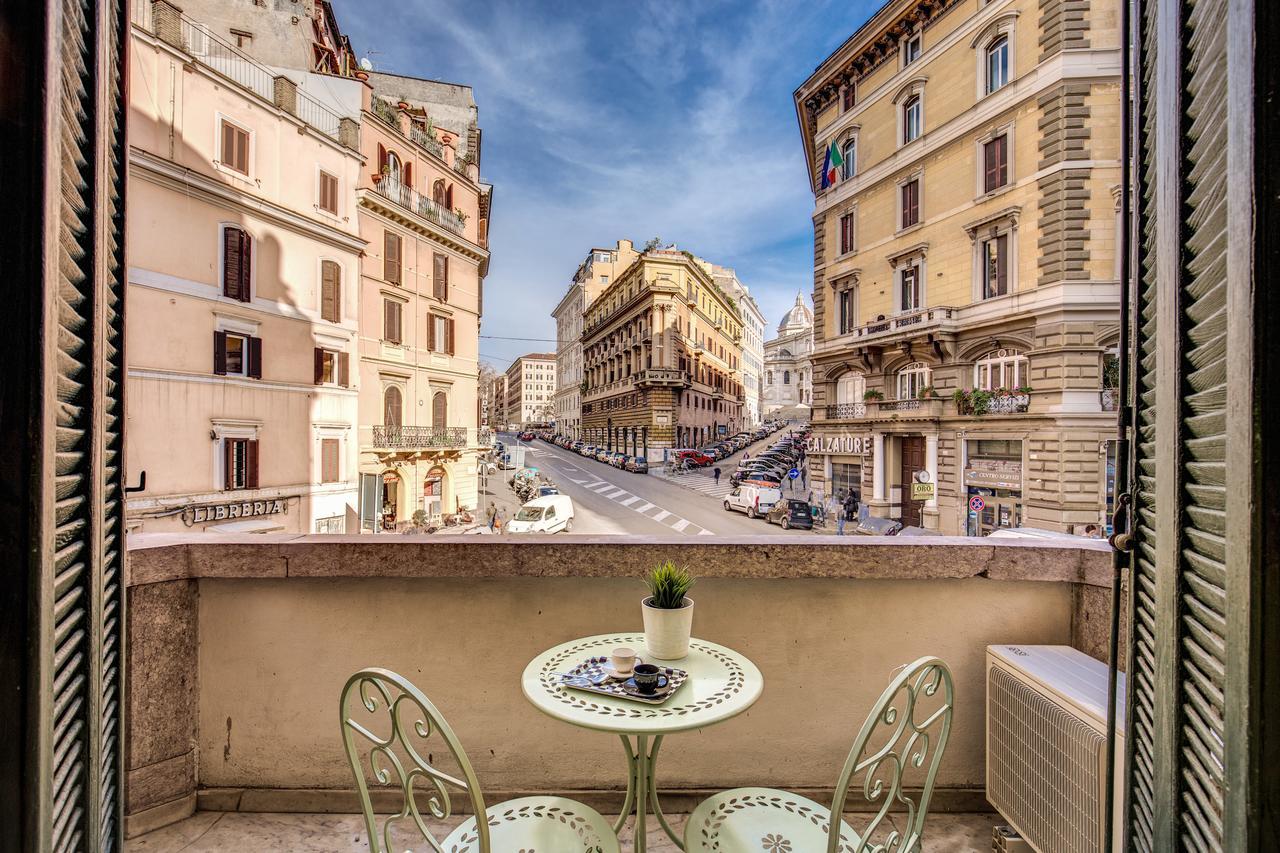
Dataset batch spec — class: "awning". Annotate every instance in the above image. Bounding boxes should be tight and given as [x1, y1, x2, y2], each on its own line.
[206, 519, 286, 534]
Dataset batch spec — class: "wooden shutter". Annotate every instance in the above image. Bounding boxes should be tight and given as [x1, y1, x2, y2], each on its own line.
[902, 181, 918, 227]
[214, 330, 228, 375]
[403, 162, 412, 189]
[245, 439, 260, 489]
[321, 261, 340, 322]
[337, 351, 349, 387]
[314, 347, 324, 384]
[384, 387, 402, 426]
[319, 172, 337, 214]
[432, 392, 447, 430]
[383, 231, 401, 284]
[224, 439, 237, 490]
[247, 335, 262, 379]
[839, 214, 853, 254]
[428, 313, 437, 351]
[377, 143, 387, 174]
[223, 227, 242, 299]
[434, 252, 448, 301]
[383, 301, 401, 344]
[445, 318, 455, 355]
[321, 438, 339, 483]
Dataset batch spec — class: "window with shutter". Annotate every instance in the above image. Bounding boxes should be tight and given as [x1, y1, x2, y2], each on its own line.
[247, 335, 262, 379]
[839, 213, 854, 254]
[220, 119, 250, 175]
[214, 330, 228, 375]
[446, 317, 455, 355]
[321, 261, 340, 322]
[901, 180, 919, 228]
[245, 439, 260, 489]
[384, 231, 402, 284]
[222, 226, 251, 301]
[384, 386, 403, 426]
[434, 253, 448, 301]
[320, 438, 340, 483]
[318, 170, 338, 214]
[432, 392, 447, 430]
[383, 300, 402, 344]
[984, 135, 1008, 193]
[337, 351, 349, 387]
[428, 313, 437, 351]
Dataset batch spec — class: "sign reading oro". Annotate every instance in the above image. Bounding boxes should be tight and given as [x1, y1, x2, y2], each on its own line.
[911, 482, 935, 500]
[806, 434, 873, 455]
[183, 498, 290, 526]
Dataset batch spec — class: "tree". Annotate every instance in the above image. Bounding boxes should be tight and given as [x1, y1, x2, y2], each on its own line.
[642, 236, 663, 253]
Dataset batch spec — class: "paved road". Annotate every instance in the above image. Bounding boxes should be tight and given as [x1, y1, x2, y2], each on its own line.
[496, 433, 811, 537]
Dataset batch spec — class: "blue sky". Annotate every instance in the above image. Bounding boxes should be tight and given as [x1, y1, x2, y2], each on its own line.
[333, 0, 880, 370]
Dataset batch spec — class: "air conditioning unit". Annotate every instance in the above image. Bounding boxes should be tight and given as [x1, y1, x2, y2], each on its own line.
[986, 645, 1126, 853]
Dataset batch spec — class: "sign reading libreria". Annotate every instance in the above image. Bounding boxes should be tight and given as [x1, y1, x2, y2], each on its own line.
[805, 434, 873, 455]
[183, 498, 291, 526]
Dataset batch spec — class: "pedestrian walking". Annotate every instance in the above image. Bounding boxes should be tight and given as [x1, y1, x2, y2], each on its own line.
[496, 506, 507, 534]
[486, 501, 498, 532]
[835, 490, 847, 535]
[800, 467, 807, 488]
[713, 466, 722, 487]
[843, 491, 859, 531]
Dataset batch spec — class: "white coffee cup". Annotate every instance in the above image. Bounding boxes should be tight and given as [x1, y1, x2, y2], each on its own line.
[611, 647, 638, 675]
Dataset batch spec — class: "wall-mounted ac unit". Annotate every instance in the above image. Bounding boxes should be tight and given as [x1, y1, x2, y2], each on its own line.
[986, 645, 1126, 853]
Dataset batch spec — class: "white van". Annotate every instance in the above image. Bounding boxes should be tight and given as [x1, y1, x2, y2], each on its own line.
[723, 484, 783, 519]
[506, 494, 575, 534]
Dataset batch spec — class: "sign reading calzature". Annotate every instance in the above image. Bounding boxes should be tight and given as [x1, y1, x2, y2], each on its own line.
[806, 434, 873, 455]
[183, 498, 290, 526]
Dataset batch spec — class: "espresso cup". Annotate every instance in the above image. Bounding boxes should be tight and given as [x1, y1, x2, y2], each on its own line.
[611, 647, 638, 675]
[632, 663, 669, 695]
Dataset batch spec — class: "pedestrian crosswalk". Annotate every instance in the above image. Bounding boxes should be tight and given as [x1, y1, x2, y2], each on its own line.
[564, 473, 713, 536]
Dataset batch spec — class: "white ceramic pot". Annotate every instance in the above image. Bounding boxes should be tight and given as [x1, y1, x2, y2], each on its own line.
[642, 596, 694, 660]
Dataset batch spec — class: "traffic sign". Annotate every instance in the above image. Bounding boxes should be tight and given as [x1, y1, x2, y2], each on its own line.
[788, 468, 800, 480]
[969, 495, 986, 512]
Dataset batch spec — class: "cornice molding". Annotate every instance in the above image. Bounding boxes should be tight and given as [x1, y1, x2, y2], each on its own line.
[357, 190, 490, 264]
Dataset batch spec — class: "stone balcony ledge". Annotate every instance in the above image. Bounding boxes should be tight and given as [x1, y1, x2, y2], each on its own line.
[126, 532, 1112, 588]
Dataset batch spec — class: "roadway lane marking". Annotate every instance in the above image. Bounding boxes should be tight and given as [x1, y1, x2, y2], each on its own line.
[634, 502, 654, 512]
[619, 496, 640, 507]
[670, 518, 690, 532]
[697, 528, 715, 536]
[652, 509, 671, 522]
[604, 488, 628, 498]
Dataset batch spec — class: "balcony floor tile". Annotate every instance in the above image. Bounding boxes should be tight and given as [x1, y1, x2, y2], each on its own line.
[126, 809, 998, 851]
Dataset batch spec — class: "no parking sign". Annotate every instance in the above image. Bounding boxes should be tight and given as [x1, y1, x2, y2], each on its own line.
[969, 495, 986, 513]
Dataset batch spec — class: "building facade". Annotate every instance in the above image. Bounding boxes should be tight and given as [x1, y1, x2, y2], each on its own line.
[581, 250, 744, 458]
[763, 294, 815, 419]
[794, 0, 1121, 534]
[124, 4, 365, 534]
[506, 355, 557, 427]
[713, 266, 766, 427]
[552, 240, 639, 439]
[355, 74, 492, 530]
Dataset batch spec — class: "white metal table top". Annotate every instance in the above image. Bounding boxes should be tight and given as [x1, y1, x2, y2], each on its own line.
[521, 633, 763, 735]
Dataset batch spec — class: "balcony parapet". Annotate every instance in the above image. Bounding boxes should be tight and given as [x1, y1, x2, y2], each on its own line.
[371, 176, 466, 235]
[370, 425, 469, 450]
[636, 368, 690, 389]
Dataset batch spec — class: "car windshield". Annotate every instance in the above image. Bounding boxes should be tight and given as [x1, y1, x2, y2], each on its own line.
[515, 507, 544, 521]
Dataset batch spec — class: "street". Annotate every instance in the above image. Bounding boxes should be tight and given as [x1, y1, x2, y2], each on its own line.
[488, 432, 815, 537]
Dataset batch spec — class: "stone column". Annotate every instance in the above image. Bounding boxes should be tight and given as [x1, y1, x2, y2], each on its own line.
[870, 432, 887, 517]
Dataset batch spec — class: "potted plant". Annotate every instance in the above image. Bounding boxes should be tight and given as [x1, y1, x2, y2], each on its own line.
[863, 388, 884, 401]
[642, 560, 695, 659]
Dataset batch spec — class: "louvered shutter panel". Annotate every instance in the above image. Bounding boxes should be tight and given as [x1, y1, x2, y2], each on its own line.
[446, 318, 455, 355]
[224, 440, 236, 490]
[223, 228, 242, 299]
[377, 143, 387, 174]
[245, 440, 260, 490]
[321, 439, 339, 483]
[428, 314, 436, 351]
[337, 351, 349, 387]
[247, 336, 262, 379]
[214, 330, 228, 375]
[403, 162, 412, 189]
[239, 231, 252, 301]
[995, 235, 1008, 296]
[314, 347, 324, 384]
[434, 253, 448, 301]
[321, 261, 339, 322]
[384, 231, 401, 284]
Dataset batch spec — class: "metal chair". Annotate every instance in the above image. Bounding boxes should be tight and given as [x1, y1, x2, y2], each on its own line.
[340, 668, 619, 853]
[684, 656, 954, 853]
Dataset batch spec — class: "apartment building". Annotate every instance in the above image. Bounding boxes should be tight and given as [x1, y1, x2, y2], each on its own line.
[581, 249, 744, 457]
[124, 3, 364, 534]
[794, 0, 1121, 534]
[552, 240, 639, 439]
[506, 355, 557, 427]
[764, 294, 816, 419]
[712, 266, 766, 427]
[356, 75, 492, 529]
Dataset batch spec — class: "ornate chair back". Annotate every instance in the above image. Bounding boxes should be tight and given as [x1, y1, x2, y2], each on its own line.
[827, 657, 955, 853]
[340, 668, 489, 852]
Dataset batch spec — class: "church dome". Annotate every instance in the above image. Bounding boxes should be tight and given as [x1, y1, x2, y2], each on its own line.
[777, 293, 813, 334]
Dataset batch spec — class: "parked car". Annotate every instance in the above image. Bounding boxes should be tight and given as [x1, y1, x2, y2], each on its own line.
[626, 456, 650, 473]
[580, 444, 597, 457]
[674, 449, 714, 467]
[766, 499, 815, 530]
[571, 441, 585, 452]
[595, 448, 612, 463]
[723, 484, 782, 519]
[505, 494, 575, 534]
[611, 453, 630, 468]
[518, 431, 535, 441]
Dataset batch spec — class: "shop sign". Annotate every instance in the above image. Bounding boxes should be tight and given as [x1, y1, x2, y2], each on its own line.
[964, 458, 1022, 490]
[911, 482, 935, 500]
[183, 497, 290, 526]
[806, 433, 873, 456]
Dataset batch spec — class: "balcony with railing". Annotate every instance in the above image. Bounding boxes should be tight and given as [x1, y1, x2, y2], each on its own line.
[823, 401, 868, 419]
[371, 176, 467, 236]
[636, 367, 691, 388]
[371, 425, 469, 450]
[122, 535, 1116, 851]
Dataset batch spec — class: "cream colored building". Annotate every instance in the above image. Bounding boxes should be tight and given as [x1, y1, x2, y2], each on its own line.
[582, 249, 744, 457]
[506, 355, 557, 428]
[794, 0, 1121, 534]
[356, 75, 492, 529]
[124, 4, 365, 534]
[552, 240, 639, 439]
[712, 266, 766, 427]
[763, 294, 816, 419]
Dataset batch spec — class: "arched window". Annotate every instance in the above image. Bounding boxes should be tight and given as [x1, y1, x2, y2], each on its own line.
[783, 370, 791, 385]
[432, 391, 447, 430]
[897, 362, 932, 400]
[433, 179, 446, 207]
[836, 373, 865, 404]
[766, 371, 774, 385]
[902, 95, 922, 144]
[841, 137, 857, 180]
[383, 386, 403, 426]
[986, 35, 1010, 94]
[385, 151, 402, 182]
[973, 348, 1028, 390]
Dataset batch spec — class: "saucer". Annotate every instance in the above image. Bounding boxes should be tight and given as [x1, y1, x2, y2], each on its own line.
[619, 677, 673, 699]
[601, 658, 642, 680]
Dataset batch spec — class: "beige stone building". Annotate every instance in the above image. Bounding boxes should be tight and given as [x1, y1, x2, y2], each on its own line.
[581, 250, 744, 458]
[552, 241, 639, 439]
[794, 0, 1121, 535]
[763, 294, 816, 419]
[124, 4, 365, 534]
[355, 75, 492, 529]
[506, 354, 557, 428]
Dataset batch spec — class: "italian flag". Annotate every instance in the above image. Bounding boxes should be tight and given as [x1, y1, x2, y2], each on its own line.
[820, 140, 844, 190]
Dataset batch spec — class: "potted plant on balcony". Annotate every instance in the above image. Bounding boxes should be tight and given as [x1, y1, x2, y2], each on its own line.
[863, 388, 884, 402]
[642, 560, 695, 660]
[916, 385, 938, 400]
[455, 208, 468, 223]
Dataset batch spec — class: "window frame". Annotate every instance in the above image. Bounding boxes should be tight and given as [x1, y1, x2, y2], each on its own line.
[985, 35, 1010, 94]
[971, 14, 1018, 99]
[217, 114, 252, 177]
[899, 177, 921, 230]
[980, 232, 1011, 300]
[838, 209, 856, 255]
[901, 32, 922, 67]
[317, 167, 340, 216]
[319, 436, 341, 484]
[965, 209, 1020, 302]
[982, 133, 1010, 194]
[840, 136, 857, 181]
[902, 95, 922, 144]
[896, 362, 932, 400]
[219, 224, 253, 302]
[320, 259, 342, 323]
[973, 348, 1028, 391]
[382, 296, 404, 345]
[890, 249, 927, 314]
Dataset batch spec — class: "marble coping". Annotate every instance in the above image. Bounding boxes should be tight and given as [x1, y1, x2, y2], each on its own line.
[126, 533, 1114, 588]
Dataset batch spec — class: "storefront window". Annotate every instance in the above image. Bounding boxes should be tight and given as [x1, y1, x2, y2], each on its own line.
[964, 438, 1023, 536]
[830, 462, 863, 502]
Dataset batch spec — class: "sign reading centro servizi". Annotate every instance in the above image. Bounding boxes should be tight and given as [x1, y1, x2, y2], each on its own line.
[182, 498, 290, 526]
[806, 434, 873, 455]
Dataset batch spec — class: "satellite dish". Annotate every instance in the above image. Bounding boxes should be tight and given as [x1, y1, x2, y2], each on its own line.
[359, 57, 373, 71]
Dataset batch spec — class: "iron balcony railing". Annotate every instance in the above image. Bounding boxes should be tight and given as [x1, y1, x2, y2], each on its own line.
[411, 124, 444, 158]
[846, 306, 959, 343]
[372, 177, 466, 236]
[372, 425, 468, 450]
[371, 96, 400, 127]
[636, 368, 690, 387]
[824, 402, 868, 419]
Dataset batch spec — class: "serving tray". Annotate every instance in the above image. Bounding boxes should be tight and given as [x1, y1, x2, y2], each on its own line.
[557, 657, 688, 705]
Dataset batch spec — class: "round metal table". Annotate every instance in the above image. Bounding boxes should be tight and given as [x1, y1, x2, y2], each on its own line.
[522, 633, 763, 851]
